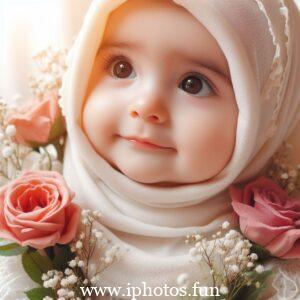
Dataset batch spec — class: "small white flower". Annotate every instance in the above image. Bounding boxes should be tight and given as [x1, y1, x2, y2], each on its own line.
[60, 278, 68, 287]
[255, 265, 264, 274]
[0, 132, 5, 141]
[43, 297, 54, 300]
[64, 268, 72, 275]
[217, 249, 226, 256]
[69, 260, 77, 268]
[230, 264, 239, 273]
[224, 239, 234, 249]
[224, 256, 235, 263]
[57, 288, 68, 297]
[67, 274, 78, 285]
[281, 173, 289, 180]
[47, 270, 55, 277]
[176, 273, 189, 287]
[242, 249, 250, 257]
[5, 125, 17, 137]
[104, 257, 113, 264]
[68, 291, 75, 298]
[225, 229, 238, 239]
[95, 231, 104, 239]
[76, 241, 83, 249]
[81, 209, 90, 217]
[247, 262, 254, 268]
[255, 281, 261, 288]
[83, 279, 89, 285]
[222, 221, 230, 230]
[2, 146, 14, 158]
[42, 273, 49, 281]
[78, 260, 85, 268]
[90, 276, 97, 285]
[220, 285, 229, 295]
[250, 253, 258, 261]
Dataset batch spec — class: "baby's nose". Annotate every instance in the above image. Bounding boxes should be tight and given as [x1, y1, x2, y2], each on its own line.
[128, 98, 168, 124]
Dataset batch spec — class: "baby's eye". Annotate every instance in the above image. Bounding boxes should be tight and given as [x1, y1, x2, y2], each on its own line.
[179, 74, 213, 96]
[112, 60, 136, 79]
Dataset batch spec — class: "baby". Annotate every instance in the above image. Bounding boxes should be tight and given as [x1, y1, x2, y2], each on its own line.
[82, 0, 238, 186]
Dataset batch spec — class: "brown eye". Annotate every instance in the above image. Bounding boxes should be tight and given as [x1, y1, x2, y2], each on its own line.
[112, 61, 135, 79]
[179, 75, 213, 97]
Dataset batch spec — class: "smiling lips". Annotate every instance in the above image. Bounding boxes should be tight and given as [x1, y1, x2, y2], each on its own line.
[120, 135, 175, 151]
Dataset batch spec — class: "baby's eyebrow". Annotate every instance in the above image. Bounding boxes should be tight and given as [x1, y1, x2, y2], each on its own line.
[98, 41, 141, 54]
[181, 55, 230, 79]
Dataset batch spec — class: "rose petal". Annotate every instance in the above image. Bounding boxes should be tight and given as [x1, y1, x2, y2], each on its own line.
[58, 204, 81, 244]
[240, 216, 293, 246]
[266, 229, 300, 258]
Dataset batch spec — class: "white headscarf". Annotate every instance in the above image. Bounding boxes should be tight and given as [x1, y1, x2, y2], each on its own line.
[60, 0, 300, 297]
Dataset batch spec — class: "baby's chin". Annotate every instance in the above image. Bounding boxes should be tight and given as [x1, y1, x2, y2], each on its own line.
[110, 161, 194, 187]
[109, 160, 178, 186]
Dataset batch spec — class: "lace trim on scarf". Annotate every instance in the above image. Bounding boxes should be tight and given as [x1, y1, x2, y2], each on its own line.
[254, 0, 291, 139]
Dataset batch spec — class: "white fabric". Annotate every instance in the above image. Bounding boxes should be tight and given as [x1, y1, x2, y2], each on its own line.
[59, 0, 300, 298]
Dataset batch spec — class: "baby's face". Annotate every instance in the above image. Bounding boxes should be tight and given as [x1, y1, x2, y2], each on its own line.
[82, 0, 238, 185]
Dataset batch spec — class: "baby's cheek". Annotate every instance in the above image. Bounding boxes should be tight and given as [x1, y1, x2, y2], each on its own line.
[175, 107, 236, 179]
[82, 93, 120, 152]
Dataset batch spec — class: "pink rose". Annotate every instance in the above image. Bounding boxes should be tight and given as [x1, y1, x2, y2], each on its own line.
[7, 91, 65, 146]
[0, 170, 81, 249]
[230, 177, 300, 259]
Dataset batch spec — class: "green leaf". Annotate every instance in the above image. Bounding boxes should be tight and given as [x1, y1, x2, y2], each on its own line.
[22, 250, 54, 285]
[232, 269, 273, 300]
[25, 287, 55, 300]
[0, 243, 28, 256]
[53, 244, 74, 271]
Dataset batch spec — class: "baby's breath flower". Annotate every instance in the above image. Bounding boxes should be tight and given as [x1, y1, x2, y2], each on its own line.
[76, 240, 83, 249]
[95, 231, 104, 239]
[250, 253, 258, 261]
[64, 268, 72, 275]
[255, 281, 261, 288]
[42, 273, 49, 281]
[221, 221, 230, 230]
[255, 264, 264, 274]
[57, 288, 68, 297]
[68, 291, 75, 298]
[78, 260, 85, 268]
[69, 260, 77, 268]
[5, 125, 17, 137]
[2, 146, 13, 158]
[220, 285, 229, 295]
[229, 264, 239, 273]
[60, 278, 69, 287]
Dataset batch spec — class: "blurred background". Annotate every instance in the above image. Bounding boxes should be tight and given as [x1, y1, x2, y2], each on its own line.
[0, 0, 300, 162]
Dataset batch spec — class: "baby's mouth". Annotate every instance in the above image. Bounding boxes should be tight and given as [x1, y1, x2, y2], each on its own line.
[116, 134, 175, 151]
